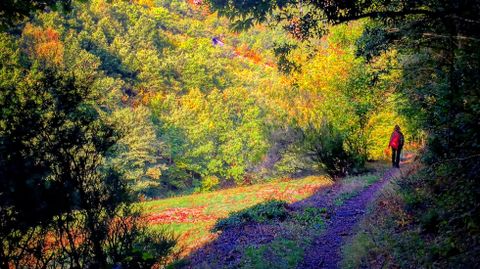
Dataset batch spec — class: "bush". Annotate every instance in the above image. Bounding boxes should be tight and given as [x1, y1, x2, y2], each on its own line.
[243, 238, 304, 269]
[212, 200, 289, 231]
[195, 175, 220, 193]
[302, 123, 359, 178]
[107, 214, 177, 268]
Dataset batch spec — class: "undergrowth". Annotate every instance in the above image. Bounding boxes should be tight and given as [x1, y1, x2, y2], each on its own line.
[292, 206, 327, 230]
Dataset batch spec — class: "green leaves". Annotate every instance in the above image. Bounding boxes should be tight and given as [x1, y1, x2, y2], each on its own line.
[153, 87, 269, 185]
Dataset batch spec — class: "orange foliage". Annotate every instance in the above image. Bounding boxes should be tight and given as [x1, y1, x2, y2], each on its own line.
[265, 60, 276, 68]
[186, 0, 211, 15]
[147, 206, 218, 224]
[23, 24, 64, 66]
[234, 45, 263, 64]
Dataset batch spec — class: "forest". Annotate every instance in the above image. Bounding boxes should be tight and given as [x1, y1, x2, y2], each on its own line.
[0, 0, 478, 268]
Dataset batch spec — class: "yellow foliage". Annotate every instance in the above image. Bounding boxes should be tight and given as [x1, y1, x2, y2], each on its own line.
[146, 167, 162, 180]
[134, 0, 155, 8]
[367, 108, 409, 160]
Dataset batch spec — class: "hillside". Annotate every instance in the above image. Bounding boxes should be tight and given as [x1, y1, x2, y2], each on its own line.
[1, 0, 407, 199]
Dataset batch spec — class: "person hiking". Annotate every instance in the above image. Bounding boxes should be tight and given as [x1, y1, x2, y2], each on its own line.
[389, 125, 404, 168]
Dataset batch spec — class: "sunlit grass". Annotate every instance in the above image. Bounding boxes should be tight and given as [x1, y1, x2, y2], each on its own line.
[140, 176, 334, 256]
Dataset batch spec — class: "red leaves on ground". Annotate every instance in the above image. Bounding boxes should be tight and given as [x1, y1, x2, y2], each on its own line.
[147, 206, 217, 224]
[254, 183, 324, 202]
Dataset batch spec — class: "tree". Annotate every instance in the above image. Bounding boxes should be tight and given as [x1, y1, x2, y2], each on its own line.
[206, 0, 480, 157]
[107, 105, 165, 196]
[0, 34, 175, 268]
[152, 87, 269, 187]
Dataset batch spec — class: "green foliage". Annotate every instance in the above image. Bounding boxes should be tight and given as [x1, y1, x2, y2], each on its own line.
[292, 207, 326, 230]
[106, 106, 164, 195]
[117, 227, 177, 268]
[153, 88, 269, 186]
[196, 175, 221, 193]
[341, 231, 377, 269]
[211, 2, 480, 266]
[265, 22, 406, 177]
[213, 200, 289, 231]
[8, 0, 410, 197]
[0, 69, 173, 267]
[344, 161, 480, 268]
[272, 144, 308, 177]
[333, 191, 359, 206]
[0, 0, 72, 30]
[11, 0, 293, 194]
[0, 31, 175, 267]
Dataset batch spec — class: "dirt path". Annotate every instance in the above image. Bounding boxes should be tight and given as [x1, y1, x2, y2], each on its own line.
[298, 168, 399, 269]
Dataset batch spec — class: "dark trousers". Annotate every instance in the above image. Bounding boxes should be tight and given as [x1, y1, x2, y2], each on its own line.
[392, 147, 402, 168]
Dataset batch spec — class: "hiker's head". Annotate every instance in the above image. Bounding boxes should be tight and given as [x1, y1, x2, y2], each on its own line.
[394, 125, 400, 131]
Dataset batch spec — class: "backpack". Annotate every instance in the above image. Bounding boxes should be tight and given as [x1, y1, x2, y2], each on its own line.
[390, 131, 400, 150]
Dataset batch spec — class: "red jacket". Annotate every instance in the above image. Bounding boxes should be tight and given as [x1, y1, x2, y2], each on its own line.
[389, 130, 404, 149]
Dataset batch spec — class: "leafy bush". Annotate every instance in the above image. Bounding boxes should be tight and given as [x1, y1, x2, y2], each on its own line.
[106, 215, 177, 268]
[195, 175, 220, 193]
[272, 146, 307, 177]
[302, 123, 359, 178]
[212, 200, 289, 231]
[0, 68, 177, 268]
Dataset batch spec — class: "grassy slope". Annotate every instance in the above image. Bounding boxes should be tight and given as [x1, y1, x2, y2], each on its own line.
[140, 176, 334, 255]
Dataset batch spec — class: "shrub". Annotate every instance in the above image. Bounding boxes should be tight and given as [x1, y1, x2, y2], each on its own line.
[195, 175, 220, 193]
[107, 215, 177, 268]
[212, 200, 289, 231]
[302, 123, 359, 178]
